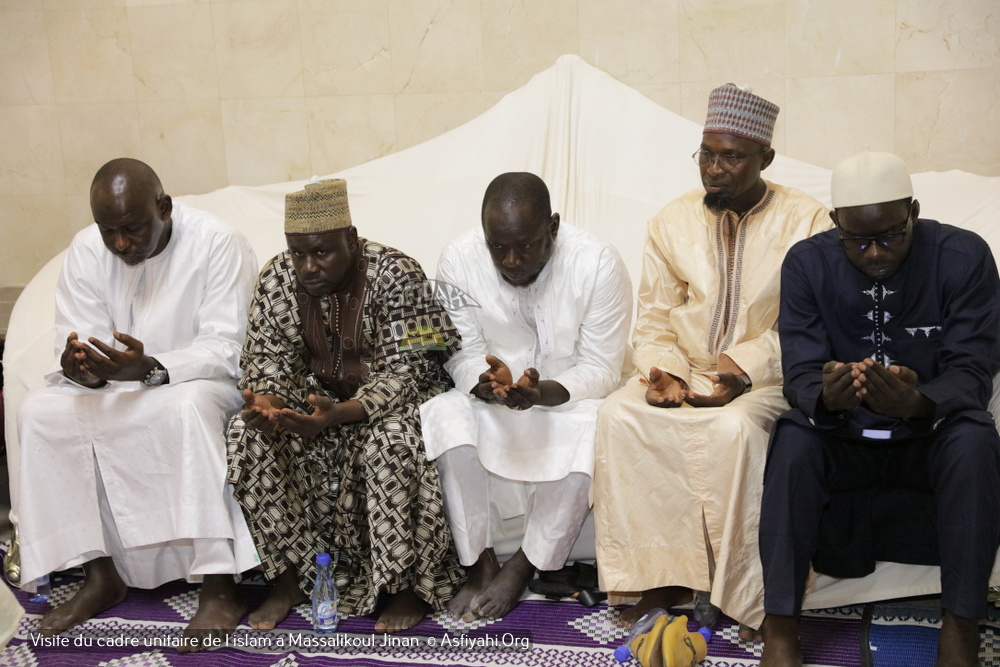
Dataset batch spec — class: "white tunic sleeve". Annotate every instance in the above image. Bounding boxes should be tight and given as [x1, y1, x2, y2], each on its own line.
[46, 234, 116, 384]
[439, 242, 493, 394]
[549, 245, 632, 401]
[154, 230, 257, 384]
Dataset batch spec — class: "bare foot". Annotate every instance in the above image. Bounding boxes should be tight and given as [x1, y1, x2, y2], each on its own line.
[469, 548, 535, 620]
[936, 610, 980, 667]
[760, 614, 802, 667]
[38, 557, 127, 636]
[620, 586, 692, 628]
[248, 567, 307, 631]
[178, 574, 248, 653]
[739, 621, 763, 642]
[375, 588, 430, 633]
[448, 549, 500, 622]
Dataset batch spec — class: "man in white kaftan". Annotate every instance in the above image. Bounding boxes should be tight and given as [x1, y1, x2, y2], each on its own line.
[421, 172, 632, 620]
[16, 158, 258, 646]
[593, 86, 830, 632]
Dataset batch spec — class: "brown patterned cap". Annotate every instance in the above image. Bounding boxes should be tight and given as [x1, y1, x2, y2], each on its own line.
[704, 83, 779, 147]
[285, 179, 353, 234]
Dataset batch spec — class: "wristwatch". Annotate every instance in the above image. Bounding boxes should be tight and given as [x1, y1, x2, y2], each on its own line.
[142, 360, 169, 387]
[735, 373, 752, 395]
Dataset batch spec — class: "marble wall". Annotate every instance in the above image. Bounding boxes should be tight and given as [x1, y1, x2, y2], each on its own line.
[1, 0, 997, 286]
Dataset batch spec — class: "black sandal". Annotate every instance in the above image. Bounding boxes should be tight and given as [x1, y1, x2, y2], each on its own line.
[528, 561, 606, 606]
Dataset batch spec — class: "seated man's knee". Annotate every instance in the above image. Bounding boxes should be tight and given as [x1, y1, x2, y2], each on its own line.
[18, 390, 48, 427]
[596, 390, 626, 418]
[366, 417, 419, 469]
[710, 408, 762, 439]
[933, 419, 1000, 475]
[764, 421, 826, 480]
[18, 388, 74, 441]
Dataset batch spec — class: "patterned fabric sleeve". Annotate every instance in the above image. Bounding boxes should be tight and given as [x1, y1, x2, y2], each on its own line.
[353, 249, 461, 424]
[237, 253, 310, 403]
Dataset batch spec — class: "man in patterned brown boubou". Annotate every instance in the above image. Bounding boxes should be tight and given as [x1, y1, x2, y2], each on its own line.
[227, 179, 463, 634]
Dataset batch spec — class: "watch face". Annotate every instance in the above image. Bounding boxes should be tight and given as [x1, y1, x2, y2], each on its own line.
[144, 368, 168, 386]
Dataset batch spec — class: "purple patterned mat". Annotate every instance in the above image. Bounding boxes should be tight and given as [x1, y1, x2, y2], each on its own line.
[5, 573, 867, 667]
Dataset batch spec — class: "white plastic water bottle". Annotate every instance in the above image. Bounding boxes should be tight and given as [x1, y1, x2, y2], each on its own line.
[311, 553, 338, 633]
[614, 607, 672, 662]
[29, 574, 51, 603]
[693, 590, 719, 642]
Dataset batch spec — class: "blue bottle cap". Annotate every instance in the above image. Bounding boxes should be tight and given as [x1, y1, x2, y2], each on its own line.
[316, 552, 331, 566]
[698, 626, 713, 644]
[613, 644, 632, 662]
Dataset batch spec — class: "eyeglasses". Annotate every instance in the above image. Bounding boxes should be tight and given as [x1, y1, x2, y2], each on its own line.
[838, 211, 913, 252]
[692, 149, 763, 170]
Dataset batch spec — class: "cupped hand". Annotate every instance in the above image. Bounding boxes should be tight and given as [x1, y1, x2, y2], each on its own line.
[240, 389, 286, 434]
[859, 361, 930, 419]
[273, 394, 336, 438]
[60, 332, 104, 387]
[685, 373, 745, 408]
[820, 360, 864, 412]
[643, 367, 687, 408]
[79, 331, 155, 382]
[496, 368, 541, 410]
[471, 355, 514, 403]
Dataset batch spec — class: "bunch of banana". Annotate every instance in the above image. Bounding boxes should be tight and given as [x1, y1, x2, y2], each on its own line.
[627, 614, 708, 667]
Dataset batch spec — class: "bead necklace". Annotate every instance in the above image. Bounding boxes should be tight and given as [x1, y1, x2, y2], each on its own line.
[330, 293, 342, 375]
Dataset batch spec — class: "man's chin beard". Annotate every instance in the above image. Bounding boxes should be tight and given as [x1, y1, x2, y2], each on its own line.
[703, 192, 733, 213]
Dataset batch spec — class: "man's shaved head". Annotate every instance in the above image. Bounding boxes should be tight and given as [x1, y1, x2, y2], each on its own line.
[91, 157, 164, 203]
[480, 172, 559, 286]
[481, 172, 552, 221]
[90, 158, 172, 266]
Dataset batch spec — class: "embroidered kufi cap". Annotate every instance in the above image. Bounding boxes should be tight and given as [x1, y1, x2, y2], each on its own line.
[704, 83, 780, 147]
[831, 152, 913, 209]
[285, 179, 353, 234]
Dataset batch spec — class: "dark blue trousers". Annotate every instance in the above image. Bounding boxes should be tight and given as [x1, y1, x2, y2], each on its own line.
[759, 414, 1000, 619]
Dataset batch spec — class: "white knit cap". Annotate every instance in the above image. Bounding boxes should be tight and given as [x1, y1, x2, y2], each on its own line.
[831, 152, 913, 208]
